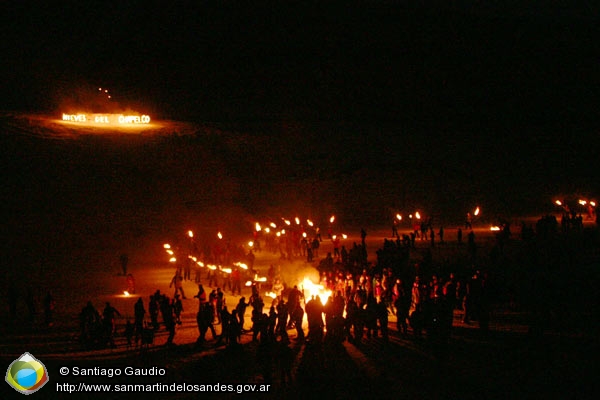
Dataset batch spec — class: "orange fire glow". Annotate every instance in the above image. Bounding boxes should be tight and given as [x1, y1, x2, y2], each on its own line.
[234, 262, 248, 270]
[60, 113, 151, 126]
[301, 277, 332, 305]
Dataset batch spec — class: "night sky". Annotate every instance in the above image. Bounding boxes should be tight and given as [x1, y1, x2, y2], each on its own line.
[2, 1, 599, 216]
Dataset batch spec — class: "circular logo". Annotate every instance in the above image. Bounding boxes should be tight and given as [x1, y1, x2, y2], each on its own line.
[5, 352, 49, 395]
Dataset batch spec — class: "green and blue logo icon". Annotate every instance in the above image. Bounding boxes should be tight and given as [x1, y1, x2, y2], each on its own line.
[6, 352, 49, 395]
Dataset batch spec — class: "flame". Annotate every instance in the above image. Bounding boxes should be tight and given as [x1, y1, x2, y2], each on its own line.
[265, 292, 277, 299]
[123, 291, 130, 297]
[415, 211, 421, 220]
[234, 262, 248, 270]
[555, 200, 563, 206]
[490, 226, 500, 231]
[284, 219, 291, 226]
[474, 207, 480, 216]
[330, 215, 335, 223]
[166, 250, 174, 255]
[188, 230, 194, 238]
[197, 261, 204, 267]
[302, 232, 307, 238]
[169, 257, 177, 263]
[245, 281, 253, 287]
[61, 113, 151, 125]
[590, 201, 596, 207]
[342, 234, 347, 239]
[270, 222, 277, 228]
[579, 199, 587, 206]
[217, 232, 223, 239]
[301, 277, 332, 305]
[163, 243, 171, 249]
[207, 264, 217, 270]
[396, 213, 402, 220]
[255, 222, 262, 232]
[265, 227, 271, 233]
[221, 267, 232, 274]
[248, 241, 254, 247]
[307, 219, 314, 227]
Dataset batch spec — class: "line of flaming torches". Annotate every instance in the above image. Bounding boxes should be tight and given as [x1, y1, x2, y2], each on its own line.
[392, 205, 511, 232]
[163, 242, 264, 284]
[156, 215, 347, 301]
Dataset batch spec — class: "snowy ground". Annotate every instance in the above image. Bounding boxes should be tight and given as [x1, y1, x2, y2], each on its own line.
[1, 229, 596, 399]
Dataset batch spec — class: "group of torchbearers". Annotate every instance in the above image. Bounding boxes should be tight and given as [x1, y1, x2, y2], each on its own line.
[75, 267, 491, 363]
[76, 225, 493, 352]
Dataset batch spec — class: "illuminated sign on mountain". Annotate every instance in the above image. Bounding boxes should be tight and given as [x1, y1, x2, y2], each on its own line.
[61, 113, 151, 124]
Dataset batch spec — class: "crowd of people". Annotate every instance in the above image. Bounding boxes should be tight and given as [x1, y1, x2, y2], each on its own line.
[76, 265, 493, 363]
[71, 209, 596, 360]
